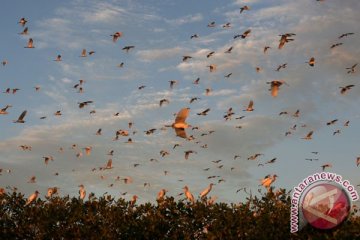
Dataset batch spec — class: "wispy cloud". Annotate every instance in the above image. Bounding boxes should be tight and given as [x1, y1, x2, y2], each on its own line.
[165, 13, 203, 26]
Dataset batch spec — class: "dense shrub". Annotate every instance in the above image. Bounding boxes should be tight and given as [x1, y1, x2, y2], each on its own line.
[0, 190, 359, 239]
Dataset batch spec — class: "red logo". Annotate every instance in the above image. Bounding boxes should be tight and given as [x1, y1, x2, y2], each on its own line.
[301, 183, 351, 230]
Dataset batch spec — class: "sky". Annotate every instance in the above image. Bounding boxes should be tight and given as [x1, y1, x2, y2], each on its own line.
[0, 0, 360, 204]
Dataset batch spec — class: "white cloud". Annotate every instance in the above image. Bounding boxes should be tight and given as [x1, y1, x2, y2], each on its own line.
[165, 13, 203, 26]
[137, 47, 186, 62]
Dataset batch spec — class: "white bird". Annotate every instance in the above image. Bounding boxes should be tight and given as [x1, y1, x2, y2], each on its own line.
[183, 186, 195, 203]
[260, 174, 278, 190]
[200, 183, 215, 199]
[157, 189, 167, 201]
[79, 184, 86, 200]
[171, 108, 190, 138]
[25, 190, 39, 206]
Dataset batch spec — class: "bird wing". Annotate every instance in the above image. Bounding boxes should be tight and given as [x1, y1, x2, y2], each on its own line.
[175, 128, 187, 139]
[307, 131, 313, 138]
[175, 108, 189, 124]
[18, 110, 27, 120]
[248, 100, 253, 108]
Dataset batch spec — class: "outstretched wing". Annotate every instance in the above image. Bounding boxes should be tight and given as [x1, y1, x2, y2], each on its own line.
[175, 108, 189, 124]
[18, 110, 27, 120]
[175, 128, 187, 139]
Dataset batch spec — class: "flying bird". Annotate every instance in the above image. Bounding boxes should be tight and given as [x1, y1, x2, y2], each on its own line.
[326, 119, 338, 125]
[244, 100, 254, 112]
[159, 99, 170, 107]
[267, 80, 288, 97]
[346, 64, 357, 74]
[122, 46, 135, 52]
[28, 176, 36, 183]
[110, 32, 122, 42]
[182, 56, 192, 62]
[104, 159, 113, 169]
[207, 21, 216, 27]
[330, 43, 343, 49]
[306, 57, 315, 67]
[184, 150, 197, 160]
[225, 46, 233, 53]
[264, 46, 271, 53]
[321, 163, 332, 171]
[54, 54, 62, 61]
[25, 38, 34, 48]
[240, 5, 250, 13]
[248, 153, 263, 160]
[43, 156, 54, 165]
[339, 32, 354, 39]
[13, 110, 27, 123]
[260, 174, 278, 190]
[169, 80, 177, 89]
[206, 51, 215, 58]
[189, 97, 200, 104]
[78, 101, 93, 108]
[207, 64, 216, 72]
[241, 29, 251, 39]
[339, 85, 355, 95]
[171, 108, 190, 139]
[80, 49, 87, 57]
[278, 33, 295, 49]
[302, 131, 314, 140]
[18, 17, 28, 27]
[19, 27, 28, 35]
[0, 105, 12, 114]
[197, 108, 210, 116]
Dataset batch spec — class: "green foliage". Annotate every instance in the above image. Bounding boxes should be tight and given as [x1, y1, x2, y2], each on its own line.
[0, 190, 359, 239]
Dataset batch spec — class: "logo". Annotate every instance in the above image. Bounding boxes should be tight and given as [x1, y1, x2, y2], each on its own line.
[301, 183, 350, 230]
[290, 172, 359, 233]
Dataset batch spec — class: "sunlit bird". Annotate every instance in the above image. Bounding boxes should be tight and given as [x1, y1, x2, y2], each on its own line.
[183, 186, 195, 203]
[278, 33, 295, 49]
[25, 190, 39, 206]
[0, 105, 12, 114]
[244, 100, 254, 111]
[200, 183, 214, 199]
[171, 108, 190, 138]
[306, 57, 315, 67]
[267, 80, 288, 97]
[79, 184, 86, 200]
[157, 189, 167, 201]
[260, 174, 278, 190]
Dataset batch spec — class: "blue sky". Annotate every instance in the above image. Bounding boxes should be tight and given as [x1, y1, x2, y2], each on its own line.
[0, 0, 360, 204]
